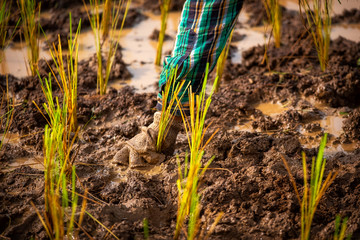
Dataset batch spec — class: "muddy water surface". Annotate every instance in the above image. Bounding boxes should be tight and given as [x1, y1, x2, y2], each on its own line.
[233, 100, 358, 154]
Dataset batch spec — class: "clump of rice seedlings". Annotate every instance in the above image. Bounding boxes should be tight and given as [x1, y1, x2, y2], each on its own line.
[263, 0, 282, 48]
[18, 0, 41, 76]
[156, 66, 186, 152]
[45, 13, 81, 132]
[174, 65, 222, 239]
[32, 97, 86, 239]
[299, 0, 332, 71]
[0, 0, 10, 49]
[84, 0, 131, 95]
[35, 73, 80, 169]
[31, 66, 85, 238]
[281, 133, 338, 240]
[35, 13, 81, 164]
[155, 0, 171, 66]
[334, 215, 351, 240]
[1, 0, 20, 50]
[215, 29, 234, 92]
[0, 76, 15, 151]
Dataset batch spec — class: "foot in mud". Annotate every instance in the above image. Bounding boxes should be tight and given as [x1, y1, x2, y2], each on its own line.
[112, 112, 182, 168]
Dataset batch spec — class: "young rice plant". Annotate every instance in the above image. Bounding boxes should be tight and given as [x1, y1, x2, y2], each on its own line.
[1, 0, 21, 49]
[18, 0, 41, 76]
[263, 0, 282, 48]
[155, 0, 171, 65]
[0, 0, 10, 49]
[84, 0, 131, 95]
[156, 66, 186, 152]
[0, 76, 15, 152]
[174, 64, 223, 239]
[334, 215, 351, 240]
[281, 133, 338, 240]
[101, 0, 112, 39]
[299, 0, 332, 71]
[45, 13, 81, 133]
[32, 95, 86, 239]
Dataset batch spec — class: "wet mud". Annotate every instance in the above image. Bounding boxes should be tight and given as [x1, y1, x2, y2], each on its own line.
[1, 0, 360, 239]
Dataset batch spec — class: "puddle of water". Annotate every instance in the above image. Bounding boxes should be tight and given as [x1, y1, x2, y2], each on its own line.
[299, 115, 343, 137]
[0, 41, 51, 78]
[231, 28, 266, 64]
[255, 101, 289, 117]
[319, 115, 343, 138]
[233, 100, 357, 153]
[331, 24, 360, 43]
[109, 11, 181, 92]
[299, 136, 358, 156]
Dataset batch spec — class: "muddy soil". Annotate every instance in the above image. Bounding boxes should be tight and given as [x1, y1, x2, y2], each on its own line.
[1, 1, 360, 239]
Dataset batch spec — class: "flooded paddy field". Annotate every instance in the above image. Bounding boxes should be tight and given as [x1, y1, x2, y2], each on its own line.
[0, 0, 360, 239]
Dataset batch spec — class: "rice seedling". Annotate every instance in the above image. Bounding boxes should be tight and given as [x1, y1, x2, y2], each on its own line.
[174, 64, 222, 239]
[18, 0, 41, 76]
[299, 0, 332, 71]
[84, 0, 131, 95]
[215, 28, 234, 92]
[155, 0, 171, 66]
[31, 71, 82, 238]
[156, 66, 186, 152]
[263, 0, 282, 48]
[35, 73, 79, 168]
[281, 133, 338, 240]
[334, 215, 351, 240]
[36, 124, 84, 239]
[45, 13, 81, 132]
[0, 76, 15, 151]
[1, 0, 20, 50]
[101, 0, 112, 39]
[0, 0, 10, 49]
[143, 218, 149, 240]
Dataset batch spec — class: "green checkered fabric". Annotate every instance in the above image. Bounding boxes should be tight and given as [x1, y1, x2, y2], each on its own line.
[156, 0, 243, 114]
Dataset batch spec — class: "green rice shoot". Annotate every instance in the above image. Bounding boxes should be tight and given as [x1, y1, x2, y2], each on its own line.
[281, 133, 338, 240]
[156, 66, 186, 152]
[334, 215, 351, 240]
[84, 0, 131, 95]
[18, 0, 41, 76]
[174, 64, 222, 239]
[0, 75, 15, 151]
[155, 0, 171, 65]
[299, 0, 332, 71]
[101, 0, 112, 39]
[1, 0, 21, 52]
[45, 13, 81, 132]
[263, 0, 282, 48]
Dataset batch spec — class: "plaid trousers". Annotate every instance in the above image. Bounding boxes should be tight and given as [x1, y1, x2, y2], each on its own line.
[156, 0, 243, 114]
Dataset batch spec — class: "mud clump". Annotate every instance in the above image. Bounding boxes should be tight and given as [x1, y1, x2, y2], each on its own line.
[342, 108, 360, 140]
[332, 8, 360, 24]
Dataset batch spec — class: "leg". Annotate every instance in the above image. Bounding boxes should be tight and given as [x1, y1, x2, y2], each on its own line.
[157, 0, 244, 113]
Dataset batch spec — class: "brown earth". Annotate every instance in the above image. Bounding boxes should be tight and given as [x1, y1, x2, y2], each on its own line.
[1, 1, 360, 239]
